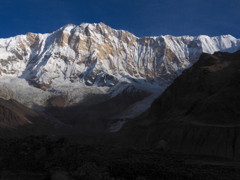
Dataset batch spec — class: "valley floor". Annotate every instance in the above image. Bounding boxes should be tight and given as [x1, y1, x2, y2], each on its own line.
[0, 136, 240, 180]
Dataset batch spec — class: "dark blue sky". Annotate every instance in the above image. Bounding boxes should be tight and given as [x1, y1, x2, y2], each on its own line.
[1, 0, 240, 38]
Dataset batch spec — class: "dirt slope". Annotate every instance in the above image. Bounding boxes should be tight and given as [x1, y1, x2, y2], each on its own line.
[0, 98, 54, 138]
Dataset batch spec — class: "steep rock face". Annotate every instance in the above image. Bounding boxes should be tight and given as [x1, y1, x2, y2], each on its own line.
[0, 23, 239, 88]
[120, 50, 240, 158]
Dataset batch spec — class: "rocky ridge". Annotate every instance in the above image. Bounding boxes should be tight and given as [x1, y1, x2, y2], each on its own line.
[120, 50, 240, 158]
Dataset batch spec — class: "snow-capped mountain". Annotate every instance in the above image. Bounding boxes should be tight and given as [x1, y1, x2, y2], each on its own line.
[0, 22, 240, 118]
[1, 23, 240, 87]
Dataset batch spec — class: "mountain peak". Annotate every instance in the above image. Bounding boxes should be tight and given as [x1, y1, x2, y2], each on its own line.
[0, 23, 239, 122]
[0, 23, 239, 106]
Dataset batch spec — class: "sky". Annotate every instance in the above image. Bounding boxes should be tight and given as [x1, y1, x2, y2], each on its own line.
[0, 0, 240, 38]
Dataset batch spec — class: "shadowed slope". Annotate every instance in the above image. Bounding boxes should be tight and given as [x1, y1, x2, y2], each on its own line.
[150, 50, 240, 125]
[120, 50, 240, 158]
[0, 98, 55, 138]
[46, 85, 150, 134]
[0, 98, 39, 126]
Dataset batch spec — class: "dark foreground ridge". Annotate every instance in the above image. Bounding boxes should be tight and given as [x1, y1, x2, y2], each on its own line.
[119, 50, 240, 158]
[0, 136, 240, 180]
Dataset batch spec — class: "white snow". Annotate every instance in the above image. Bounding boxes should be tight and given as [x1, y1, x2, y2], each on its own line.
[109, 120, 127, 132]
[0, 76, 51, 108]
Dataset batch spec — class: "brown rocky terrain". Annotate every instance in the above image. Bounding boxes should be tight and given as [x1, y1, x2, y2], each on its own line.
[0, 98, 55, 138]
[119, 50, 240, 158]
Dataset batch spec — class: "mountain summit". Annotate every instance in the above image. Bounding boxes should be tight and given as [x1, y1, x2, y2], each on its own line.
[0, 23, 240, 120]
[1, 23, 239, 88]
